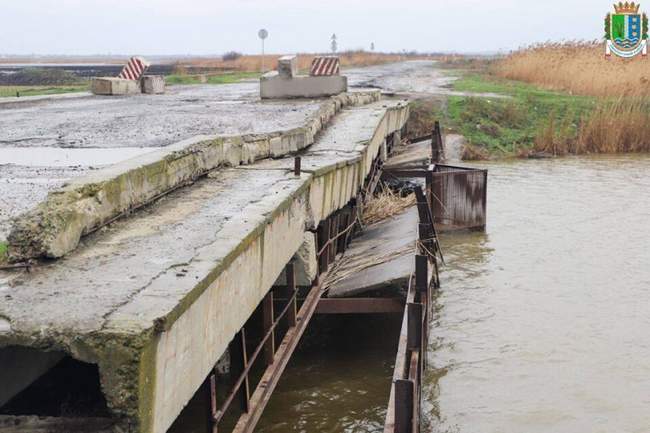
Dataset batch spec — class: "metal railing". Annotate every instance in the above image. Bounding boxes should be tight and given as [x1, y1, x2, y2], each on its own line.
[383, 184, 441, 433]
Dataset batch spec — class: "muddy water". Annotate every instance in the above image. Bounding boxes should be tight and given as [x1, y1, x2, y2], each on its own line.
[170, 314, 401, 433]
[425, 155, 650, 433]
[255, 315, 401, 433]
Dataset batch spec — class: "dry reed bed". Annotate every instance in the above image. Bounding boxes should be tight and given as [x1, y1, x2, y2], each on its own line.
[534, 98, 650, 155]
[494, 41, 650, 97]
[494, 42, 650, 155]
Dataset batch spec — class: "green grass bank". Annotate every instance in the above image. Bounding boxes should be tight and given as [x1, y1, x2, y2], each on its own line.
[442, 73, 597, 158]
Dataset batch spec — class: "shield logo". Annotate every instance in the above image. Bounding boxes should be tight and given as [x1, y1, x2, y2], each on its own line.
[606, 2, 649, 58]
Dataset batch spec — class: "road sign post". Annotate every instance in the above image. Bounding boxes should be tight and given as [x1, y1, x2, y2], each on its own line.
[258, 29, 268, 73]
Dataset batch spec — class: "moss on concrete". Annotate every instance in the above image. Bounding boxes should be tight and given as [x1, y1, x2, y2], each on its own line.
[0, 99, 407, 433]
[0, 242, 7, 265]
[5, 90, 382, 262]
[136, 336, 159, 433]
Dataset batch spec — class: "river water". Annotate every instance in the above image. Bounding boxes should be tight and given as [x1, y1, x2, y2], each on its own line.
[425, 155, 650, 433]
[255, 315, 402, 432]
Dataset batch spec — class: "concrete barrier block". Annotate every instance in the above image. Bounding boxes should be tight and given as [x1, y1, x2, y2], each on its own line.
[91, 77, 141, 96]
[278, 55, 298, 78]
[310, 56, 340, 76]
[260, 75, 348, 99]
[141, 75, 166, 94]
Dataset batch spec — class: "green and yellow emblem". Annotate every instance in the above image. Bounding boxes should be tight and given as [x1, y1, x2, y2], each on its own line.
[605, 2, 648, 57]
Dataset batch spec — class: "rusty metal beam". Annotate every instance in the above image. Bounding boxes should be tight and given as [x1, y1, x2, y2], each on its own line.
[316, 298, 404, 314]
[318, 219, 331, 273]
[415, 256, 428, 293]
[229, 329, 251, 413]
[407, 350, 421, 433]
[394, 379, 414, 433]
[230, 274, 326, 433]
[384, 275, 413, 433]
[284, 264, 297, 327]
[382, 169, 428, 179]
[406, 303, 423, 351]
[262, 291, 275, 366]
[410, 134, 433, 144]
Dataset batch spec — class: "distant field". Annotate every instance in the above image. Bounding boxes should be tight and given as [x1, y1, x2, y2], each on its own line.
[179, 51, 430, 73]
[165, 71, 260, 85]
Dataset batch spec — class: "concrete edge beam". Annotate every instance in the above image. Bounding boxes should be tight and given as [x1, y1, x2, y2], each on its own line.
[143, 103, 409, 433]
[6, 90, 381, 262]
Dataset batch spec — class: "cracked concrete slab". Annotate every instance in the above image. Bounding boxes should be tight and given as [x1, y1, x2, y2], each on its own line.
[0, 98, 409, 433]
[3, 91, 380, 260]
[0, 84, 317, 149]
[0, 84, 377, 242]
[0, 167, 313, 433]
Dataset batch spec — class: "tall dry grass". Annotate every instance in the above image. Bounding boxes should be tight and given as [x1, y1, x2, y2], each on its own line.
[363, 187, 416, 226]
[494, 41, 650, 97]
[533, 98, 650, 155]
[577, 98, 650, 152]
[495, 42, 650, 155]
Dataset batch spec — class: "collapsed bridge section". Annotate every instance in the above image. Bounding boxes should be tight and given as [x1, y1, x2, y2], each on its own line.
[0, 98, 409, 433]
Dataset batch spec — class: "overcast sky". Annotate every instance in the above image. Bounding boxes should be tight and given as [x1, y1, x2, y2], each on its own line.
[2, 0, 615, 55]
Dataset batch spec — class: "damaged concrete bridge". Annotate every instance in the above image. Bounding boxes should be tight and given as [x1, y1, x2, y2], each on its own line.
[0, 81, 412, 432]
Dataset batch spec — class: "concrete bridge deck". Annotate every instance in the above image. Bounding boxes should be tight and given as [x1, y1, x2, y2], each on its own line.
[0, 85, 372, 241]
[0, 97, 409, 433]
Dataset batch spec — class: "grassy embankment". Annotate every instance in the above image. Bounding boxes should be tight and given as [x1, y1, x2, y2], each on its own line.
[444, 74, 597, 158]
[430, 42, 650, 159]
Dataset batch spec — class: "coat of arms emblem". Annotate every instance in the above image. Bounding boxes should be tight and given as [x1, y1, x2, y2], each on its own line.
[606, 2, 648, 57]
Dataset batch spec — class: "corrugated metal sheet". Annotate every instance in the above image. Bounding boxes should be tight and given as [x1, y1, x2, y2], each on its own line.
[431, 165, 487, 231]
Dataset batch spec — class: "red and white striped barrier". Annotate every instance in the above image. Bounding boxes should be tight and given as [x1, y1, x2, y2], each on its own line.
[118, 57, 151, 81]
[310, 56, 340, 76]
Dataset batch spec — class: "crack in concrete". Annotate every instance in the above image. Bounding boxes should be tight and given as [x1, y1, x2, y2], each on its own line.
[97, 215, 233, 331]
